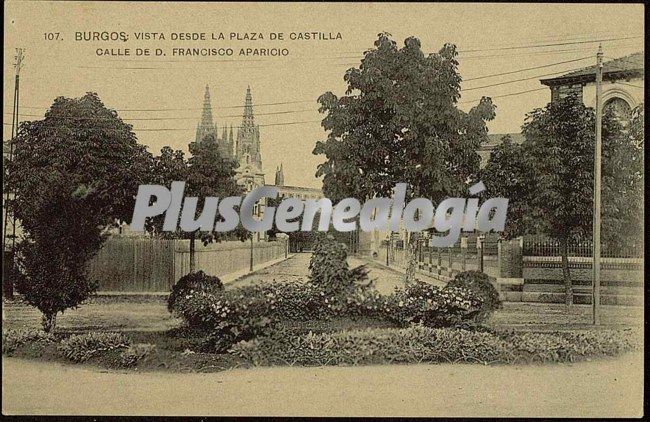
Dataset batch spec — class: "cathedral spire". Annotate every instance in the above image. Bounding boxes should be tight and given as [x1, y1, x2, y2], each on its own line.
[201, 85, 215, 127]
[196, 85, 217, 143]
[242, 85, 254, 128]
[274, 163, 285, 186]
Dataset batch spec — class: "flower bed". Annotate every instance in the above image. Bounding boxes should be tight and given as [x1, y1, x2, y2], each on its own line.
[230, 326, 642, 366]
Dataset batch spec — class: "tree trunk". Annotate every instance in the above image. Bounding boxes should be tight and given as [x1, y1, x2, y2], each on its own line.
[41, 312, 56, 333]
[189, 233, 196, 273]
[404, 231, 421, 284]
[2, 251, 14, 300]
[560, 238, 573, 306]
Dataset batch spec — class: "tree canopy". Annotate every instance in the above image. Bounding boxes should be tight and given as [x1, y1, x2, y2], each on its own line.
[5, 92, 151, 330]
[313, 33, 496, 204]
[481, 95, 643, 305]
[481, 95, 643, 248]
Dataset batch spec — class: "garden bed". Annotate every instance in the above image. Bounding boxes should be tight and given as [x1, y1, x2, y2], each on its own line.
[2, 238, 643, 373]
[3, 324, 642, 373]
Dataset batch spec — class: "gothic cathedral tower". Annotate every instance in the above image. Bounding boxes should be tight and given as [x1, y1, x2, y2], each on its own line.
[235, 86, 262, 169]
[195, 85, 217, 144]
[193, 85, 264, 192]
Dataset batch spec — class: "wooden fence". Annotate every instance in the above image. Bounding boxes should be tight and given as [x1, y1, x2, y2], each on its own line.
[88, 237, 288, 292]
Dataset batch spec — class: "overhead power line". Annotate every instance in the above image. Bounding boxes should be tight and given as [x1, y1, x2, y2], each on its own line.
[4, 108, 316, 121]
[458, 35, 642, 53]
[462, 64, 591, 91]
[463, 56, 591, 81]
[459, 87, 548, 104]
[457, 42, 641, 60]
[3, 119, 324, 131]
[11, 99, 316, 112]
[8, 54, 600, 116]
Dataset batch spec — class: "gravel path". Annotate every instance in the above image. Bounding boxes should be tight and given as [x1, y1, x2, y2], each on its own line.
[230, 252, 416, 294]
[3, 353, 643, 417]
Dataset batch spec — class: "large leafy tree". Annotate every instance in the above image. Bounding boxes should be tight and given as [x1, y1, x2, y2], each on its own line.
[313, 33, 495, 281]
[481, 95, 643, 305]
[6, 93, 152, 331]
[146, 135, 247, 273]
[600, 104, 644, 250]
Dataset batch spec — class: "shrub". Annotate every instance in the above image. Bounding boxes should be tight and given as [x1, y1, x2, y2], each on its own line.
[172, 278, 376, 351]
[309, 235, 369, 296]
[168, 270, 223, 313]
[230, 326, 641, 367]
[447, 271, 501, 323]
[58, 332, 130, 362]
[14, 238, 100, 333]
[260, 281, 333, 321]
[119, 343, 157, 367]
[171, 284, 276, 352]
[380, 281, 484, 328]
[309, 235, 352, 293]
[2, 329, 56, 355]
[341, 285, 386, 317]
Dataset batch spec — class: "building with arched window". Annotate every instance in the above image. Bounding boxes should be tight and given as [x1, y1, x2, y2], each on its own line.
[478, 52, 643, 168]
[540, 52, 643, 116]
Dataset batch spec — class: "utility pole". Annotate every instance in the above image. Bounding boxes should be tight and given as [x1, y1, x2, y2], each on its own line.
[3, 48, 25, 299]
[249, 234, 254, 272]
[592, 45, 603, 325]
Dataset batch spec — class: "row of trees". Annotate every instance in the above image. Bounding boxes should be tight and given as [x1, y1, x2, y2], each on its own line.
[313, 33, 643, 302]
[5, 93, 246, 331]
[481, 97, 643, 304]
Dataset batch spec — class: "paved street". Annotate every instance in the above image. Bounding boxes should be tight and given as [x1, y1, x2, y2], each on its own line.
[2, 352, 643, 417]
[230, 252, 433, 294]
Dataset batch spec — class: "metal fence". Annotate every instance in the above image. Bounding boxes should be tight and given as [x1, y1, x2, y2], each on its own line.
[523, 238, 643, 258]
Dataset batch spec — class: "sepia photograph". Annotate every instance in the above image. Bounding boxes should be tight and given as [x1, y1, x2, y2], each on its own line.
[2, 1, 645, 417]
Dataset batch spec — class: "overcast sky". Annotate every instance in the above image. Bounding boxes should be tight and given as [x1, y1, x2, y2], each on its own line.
[4, 2, 644, 188]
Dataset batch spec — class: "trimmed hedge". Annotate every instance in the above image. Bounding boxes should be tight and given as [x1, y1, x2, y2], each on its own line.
[230, 326, 641, 366]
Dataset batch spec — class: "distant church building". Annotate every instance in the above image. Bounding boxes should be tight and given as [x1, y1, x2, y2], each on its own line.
[193, 84, 323, 242]
[195, 85, 265, 192]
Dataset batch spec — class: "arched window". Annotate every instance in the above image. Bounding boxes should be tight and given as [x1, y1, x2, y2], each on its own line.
[604, 97, 632, 122]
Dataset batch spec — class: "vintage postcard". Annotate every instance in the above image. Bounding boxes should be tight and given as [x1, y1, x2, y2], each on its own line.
[2, 1, 644, 418]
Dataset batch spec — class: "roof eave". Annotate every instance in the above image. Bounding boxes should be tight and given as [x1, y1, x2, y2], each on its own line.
[540, 69, 644, 87]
